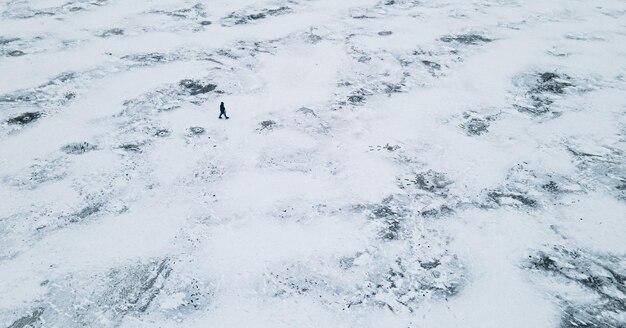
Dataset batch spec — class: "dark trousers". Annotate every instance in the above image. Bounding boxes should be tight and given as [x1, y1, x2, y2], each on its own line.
[219, 111, 228, 119]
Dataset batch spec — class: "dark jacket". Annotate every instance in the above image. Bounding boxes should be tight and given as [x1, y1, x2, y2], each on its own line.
[220, 102, 226, 112]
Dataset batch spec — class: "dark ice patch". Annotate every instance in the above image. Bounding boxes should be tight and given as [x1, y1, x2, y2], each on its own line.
[0, 71, 80, 110]
[61, 142, 97, 154]
[347, 88, 373, 105]
[122, 52, 179, 66]
[372, 205, 402, 240]
[188, 126, 205, 135]
[179, 79, 217, 95]
[383, 83, 403, 94]
[351, 14, 375, 19]
[41, 259, 172, 325]
[258, 120, 277, 131]
[566, 145, 626, 201]
[67, 203, 104, 223]
[8, 308, 44, 328]
[458, 111, 499, 136]
[233, 39, 276, 56]
[7, 50, 25, 57]
[542, 181, 560, 193]
[75, 205, 101, 219]
[155, 129, 171, 137]
[525, 247, 626, 328]
[560, 303, 625, 328]
[216, 48, 239, 59]
[266, 7, 289, 15]
[297, 107, 317, 117]
[532, 72, 573, 94]
[222, 6, 291, 26]
[490, 163, 585, 207]
[150, 4, 207, 20]
[13, 258, 214, 327]
[7, 112, 41, 125]
[0, 37, 20, 45]
[2, 0, 109, 19]
[64, 92, 76, 100]
[421, 60, 441, 70]
[487, 191, 537, 207]
[346, 255, 465, 312]
[119, 143, 143, 152]
[99, 28, 124, 37]
[359, 196, 411, 241]
[50, 71, 77, 84]
[103, 259, 172, 314]
[411, 170, 453, 194]
[378, 0, 423, 9]
[339, 256, 355, 270]
[441, 34, 492, 45]
[420, 205, 453, 218]
[513, 72, 574, 115]
[247, 13, 266, 20]
[463, 118, 489, 135]
[348, 95, 364, 104]
[266, 253, 464, 313]
[419, 259, 441, 270]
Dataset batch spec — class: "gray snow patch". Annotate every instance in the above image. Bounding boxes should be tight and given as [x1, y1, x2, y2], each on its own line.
[61, 142, 98, 154]
[441, 34, 492, 45]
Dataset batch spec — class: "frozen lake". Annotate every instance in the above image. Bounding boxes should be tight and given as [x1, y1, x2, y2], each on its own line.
[1, 0, 625, 327]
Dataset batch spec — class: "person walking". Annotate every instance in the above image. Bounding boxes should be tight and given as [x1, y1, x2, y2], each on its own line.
[219, 102, 229, 119]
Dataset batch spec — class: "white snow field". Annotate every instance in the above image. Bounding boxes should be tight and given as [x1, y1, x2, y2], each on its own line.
[1, 0, 626, 327]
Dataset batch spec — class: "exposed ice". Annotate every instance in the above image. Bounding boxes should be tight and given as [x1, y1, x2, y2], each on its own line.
[1, 0, 625, 327]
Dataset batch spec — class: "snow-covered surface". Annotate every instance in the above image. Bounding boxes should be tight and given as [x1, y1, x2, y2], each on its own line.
[1, 0, 626, 327]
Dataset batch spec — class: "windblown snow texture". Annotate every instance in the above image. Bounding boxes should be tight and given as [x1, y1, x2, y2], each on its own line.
[1, 0, 625, 327]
